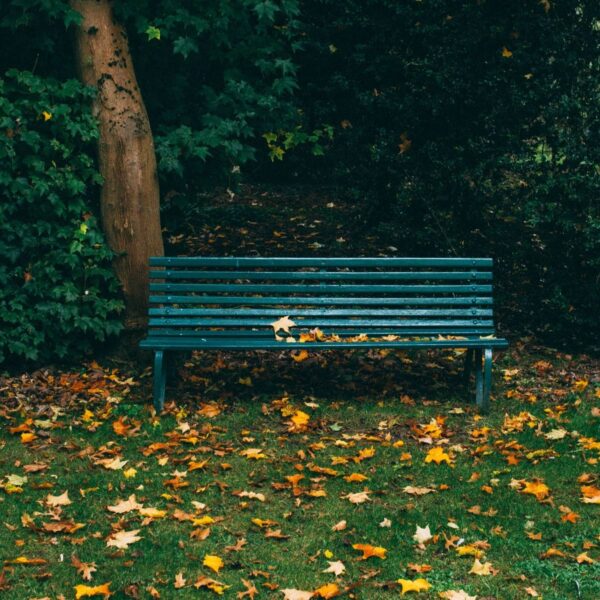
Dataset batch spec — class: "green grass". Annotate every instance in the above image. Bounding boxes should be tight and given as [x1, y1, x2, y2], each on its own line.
[1, 347, 599, 599]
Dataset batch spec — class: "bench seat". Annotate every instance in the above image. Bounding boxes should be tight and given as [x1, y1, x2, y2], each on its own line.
[140, 336, 508, 350]
[141, 257, 508, 413]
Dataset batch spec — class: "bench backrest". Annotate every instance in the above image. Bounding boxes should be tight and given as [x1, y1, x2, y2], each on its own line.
[147, 257, 497, 339]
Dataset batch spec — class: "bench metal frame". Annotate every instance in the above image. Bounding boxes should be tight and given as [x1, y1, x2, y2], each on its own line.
[140, 257, 508, 413]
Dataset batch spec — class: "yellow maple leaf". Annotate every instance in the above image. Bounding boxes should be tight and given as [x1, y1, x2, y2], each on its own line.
[314, 582, 340, 598]
[123, 468, 137, 479]
[573, 379, 588, 392]
[502, 46, 513, 58]
[41, 111, 52, 122]
[521, 480, 550, 500]
[74, 583, 112, 599]
[354, 446, 376, 462]
[456, 545, 483, 558]
[289, 410, 310, 432]
[203, 554, 224, 573]
[352, 543, 387, 560]
[424, 446, 453, 465]
[397, 578, 431, 594]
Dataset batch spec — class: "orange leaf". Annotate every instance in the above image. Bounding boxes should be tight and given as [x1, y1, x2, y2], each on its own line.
[352, 543, 386, 560]
[74, 583, 112, 599]
[314, 582, 340, 598]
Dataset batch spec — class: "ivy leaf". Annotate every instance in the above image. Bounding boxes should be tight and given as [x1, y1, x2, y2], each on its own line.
[145, 25, 161, 41]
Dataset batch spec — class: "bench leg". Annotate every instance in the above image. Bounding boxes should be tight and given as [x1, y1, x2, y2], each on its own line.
[481, 348, 493, 414]
[153, 350, 167, 413]
[463, 348, 474, 382]
[474, 349, 483, 409]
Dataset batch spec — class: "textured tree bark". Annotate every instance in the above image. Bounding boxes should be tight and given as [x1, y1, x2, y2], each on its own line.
[70, 0, 164, 330]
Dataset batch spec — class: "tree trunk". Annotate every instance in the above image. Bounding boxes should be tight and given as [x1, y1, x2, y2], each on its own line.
[70, 0, 164, 331]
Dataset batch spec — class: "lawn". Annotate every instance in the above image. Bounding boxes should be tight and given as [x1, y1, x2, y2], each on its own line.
[1, 343, 599, 599]
[1, 189, 599, 599]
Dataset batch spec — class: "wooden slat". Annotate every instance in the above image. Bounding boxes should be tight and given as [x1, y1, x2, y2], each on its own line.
[149, 270, 492, 281]
[149, 295, 494, 306]
[149, 257, 493, 268]
[140, 337, 509, 350]
[149, 283, 493, 294]
[148, 318, 494, 327]
[149, 308, 493, 317]
[148, 328, 496, 337]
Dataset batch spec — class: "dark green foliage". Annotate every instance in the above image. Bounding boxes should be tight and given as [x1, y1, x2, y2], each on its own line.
[115, 0, 303, 187]
[294, 0, 600, 344]
[0, 70, 123, 363]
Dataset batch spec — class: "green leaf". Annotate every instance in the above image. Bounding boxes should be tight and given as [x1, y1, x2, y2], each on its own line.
[145, 25, 161, 41]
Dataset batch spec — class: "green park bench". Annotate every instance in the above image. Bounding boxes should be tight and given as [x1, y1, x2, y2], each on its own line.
[140, 257, 508, 413]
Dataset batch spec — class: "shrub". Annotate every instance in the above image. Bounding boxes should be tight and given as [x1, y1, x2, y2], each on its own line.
[0, 69, 123, 364]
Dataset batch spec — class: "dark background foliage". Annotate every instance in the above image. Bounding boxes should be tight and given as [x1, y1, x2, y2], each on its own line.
[0, 0, 598, 363]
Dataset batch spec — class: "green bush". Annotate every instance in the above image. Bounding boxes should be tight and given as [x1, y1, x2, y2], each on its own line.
[0, 70, 123, 363]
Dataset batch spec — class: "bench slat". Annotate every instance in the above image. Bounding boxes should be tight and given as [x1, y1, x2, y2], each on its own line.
[149, 270, 492, 281]
[149, 283, 493, 294]
[149, 308, 493, 317]
[149, 257, 493, 268]
[147, 328, 496, 337]
[148, 295, 493, 306]
[148, 318, 494, 327]
[140, 337, 508, 350]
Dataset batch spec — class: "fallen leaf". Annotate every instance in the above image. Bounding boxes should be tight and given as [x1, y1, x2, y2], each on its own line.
[107, 494, 143, 514]
[412, 525, 432, 545]
[46, 491, 71, 506]
[521, 480, 550, 501]
[397, 578, 431, 594]
[74, 583, 112, 599]
[352, 543, 387, 560]
[425, 447, 453, 465]
[174, 572, 186, 589]
[282, 590, 314, 600]
[322, 560, 345, 576]
[106, 529, 142, 550]
[331, 520, 346, 531]
[203, 554, 224, 574]
[469, 559, 496, 576]
[314, 582, 339, 598]
[439, 591, 477, 600]
[344, 491, 371, 504]
[71, 555, 97, 581]
[403, 486, 436, 496]
[194, 575, 229, 594]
